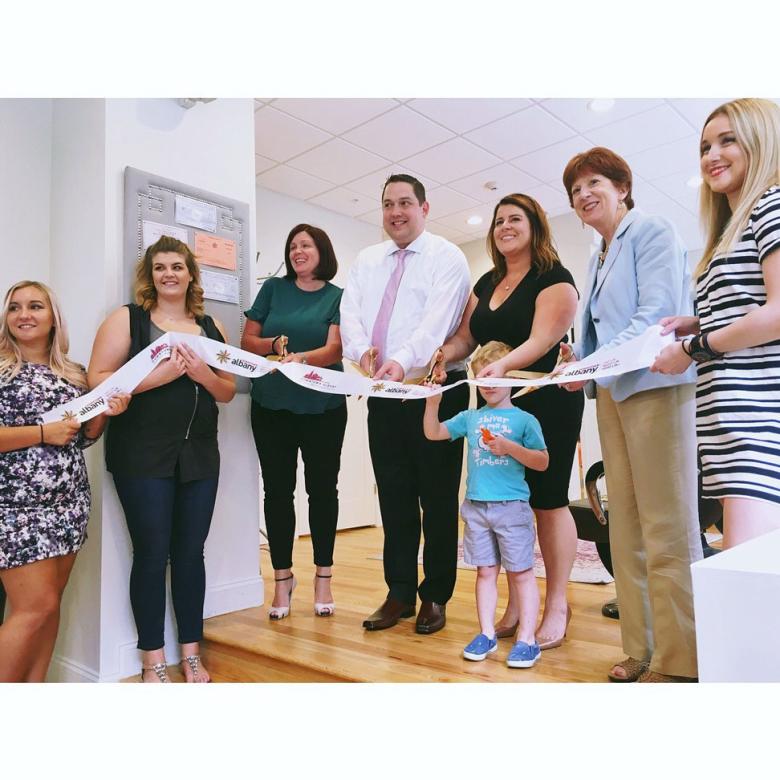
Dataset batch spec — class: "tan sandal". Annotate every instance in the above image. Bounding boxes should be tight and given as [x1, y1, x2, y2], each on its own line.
[607, 656, 649, 682]
[638, 669, 697, 683]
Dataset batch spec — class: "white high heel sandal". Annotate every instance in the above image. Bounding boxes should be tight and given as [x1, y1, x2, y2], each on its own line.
[314, 573, 335, 617]
[268, 574, 296, 620]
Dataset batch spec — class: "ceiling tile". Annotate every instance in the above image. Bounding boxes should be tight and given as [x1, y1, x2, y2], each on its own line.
[524, 183, 571, 216]
[512, 136, 594, 183]
[651, 172, 700, 214]
[464, 105, 576, 159]
[308, 188, 379, 218]
[437, 202, 497, 235]
[540, 98, 665, 132]
[254, 154, 276, 175]
[667, 98, 732, 131]
[256, 165, 333, 200]
[342, 165, 439, 199]
[448, 163, 541, 203]
[356, 209, 384, 227]
[651, 203, 704, 250]
[343, 106, 455, 161]
[584, 105, 694, 156]
[406, 98, 532, 134]
[271, 98, 400, 135]
[401, 137, 501, 183]
[631, 176, 667, 209]
[254, 105, 331, 162]
[426, 220, 472, 245]
[425, 186, 481, 220]
[625, 137, 701, 182]
[287, 138, 389, 184]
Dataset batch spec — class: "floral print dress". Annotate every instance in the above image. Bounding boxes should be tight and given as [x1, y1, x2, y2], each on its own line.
[0, 363, 94, 570]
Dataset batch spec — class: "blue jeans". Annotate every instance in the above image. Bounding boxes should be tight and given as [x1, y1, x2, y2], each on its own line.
[113, 474, 218, 651]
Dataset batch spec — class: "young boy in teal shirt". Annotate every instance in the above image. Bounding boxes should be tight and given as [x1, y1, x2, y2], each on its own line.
[424, 341, 548, 668]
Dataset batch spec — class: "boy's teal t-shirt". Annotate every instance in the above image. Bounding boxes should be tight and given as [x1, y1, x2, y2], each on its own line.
[444, 407, 546, 501]
[244, 276, 344, 414]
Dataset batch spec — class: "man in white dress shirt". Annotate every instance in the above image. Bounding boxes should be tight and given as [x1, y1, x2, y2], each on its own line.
[341, 174, 471, 633]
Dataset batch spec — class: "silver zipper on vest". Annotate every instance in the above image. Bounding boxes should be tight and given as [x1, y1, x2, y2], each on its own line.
[185, 384, 199, 440]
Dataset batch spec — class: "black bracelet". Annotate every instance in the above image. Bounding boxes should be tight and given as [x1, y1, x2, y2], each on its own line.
[39, 424, 45, 445]
[680, 338, 693, 357]
[701, 331, 724, 358]
[270, 335, 280, 356]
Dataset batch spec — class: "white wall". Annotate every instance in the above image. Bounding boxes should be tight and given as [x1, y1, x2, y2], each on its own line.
[49, 99, 107, 681]
[0, 99, 52, 294]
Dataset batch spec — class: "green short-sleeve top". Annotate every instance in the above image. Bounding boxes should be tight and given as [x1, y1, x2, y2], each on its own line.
[244, 276, 345, 414]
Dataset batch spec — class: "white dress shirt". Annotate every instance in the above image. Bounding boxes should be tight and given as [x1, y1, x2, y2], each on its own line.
[340, 230, 471, 379]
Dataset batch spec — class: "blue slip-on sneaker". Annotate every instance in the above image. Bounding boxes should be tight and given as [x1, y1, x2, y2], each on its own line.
[507, 641, 541, 668]
[463, 633, 498, 661]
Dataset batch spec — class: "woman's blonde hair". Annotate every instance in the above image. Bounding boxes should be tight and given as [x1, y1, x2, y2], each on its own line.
[696, 98, 780, 279]
[470, 340, 513, 376]
[0, 280, 86, 388]
[134, 235, 205, 317]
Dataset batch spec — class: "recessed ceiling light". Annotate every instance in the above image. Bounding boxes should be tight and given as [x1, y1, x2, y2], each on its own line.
[467, 215, 483, 226]
[587, 98, 615, 113]
[687, 175, 702, 188]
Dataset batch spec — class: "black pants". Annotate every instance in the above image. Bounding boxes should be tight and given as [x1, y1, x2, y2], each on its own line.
[112, 474, 218, 651]
[367, 372, 469, 605]
[251, 402, 348, 570]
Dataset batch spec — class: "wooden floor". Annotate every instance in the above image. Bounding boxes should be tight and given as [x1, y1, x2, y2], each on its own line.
[201, 526, 622, 682]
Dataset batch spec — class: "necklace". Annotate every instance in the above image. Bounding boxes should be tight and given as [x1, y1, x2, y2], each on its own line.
[598, 241, 611, 267]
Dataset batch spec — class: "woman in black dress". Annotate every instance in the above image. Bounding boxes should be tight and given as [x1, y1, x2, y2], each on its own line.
[435, 193, 584, 649]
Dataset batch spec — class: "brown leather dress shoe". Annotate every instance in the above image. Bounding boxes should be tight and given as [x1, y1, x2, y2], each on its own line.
[415, 601, 446, 634]
[362, 598, 416, 631]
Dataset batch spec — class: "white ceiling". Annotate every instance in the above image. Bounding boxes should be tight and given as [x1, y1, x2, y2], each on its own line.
[254, 98, 779, 251]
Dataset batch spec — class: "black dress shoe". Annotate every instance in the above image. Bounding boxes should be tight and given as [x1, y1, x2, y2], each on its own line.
[363, 598, 416, 631]
[415, 601, 446, 634]
[601, 599, 619, 620]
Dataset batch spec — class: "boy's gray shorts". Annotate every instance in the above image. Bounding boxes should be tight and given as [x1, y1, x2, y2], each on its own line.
[461, 499, 535, 573]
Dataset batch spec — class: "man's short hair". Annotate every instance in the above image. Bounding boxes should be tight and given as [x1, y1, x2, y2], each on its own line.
[382, 173, 426, 205]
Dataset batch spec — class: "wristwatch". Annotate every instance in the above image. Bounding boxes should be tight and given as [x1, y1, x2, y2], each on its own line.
[684, 332, 723, 363]
[300, 353, 308, 364]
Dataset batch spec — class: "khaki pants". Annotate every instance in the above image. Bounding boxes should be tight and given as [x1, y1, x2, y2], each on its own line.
[596, 384, 701, 678]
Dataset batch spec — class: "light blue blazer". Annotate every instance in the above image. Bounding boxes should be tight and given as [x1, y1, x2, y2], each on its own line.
[579, 208, 697, 402]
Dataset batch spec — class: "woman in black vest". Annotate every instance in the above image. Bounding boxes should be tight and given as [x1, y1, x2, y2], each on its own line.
[88, 236, 235, 683]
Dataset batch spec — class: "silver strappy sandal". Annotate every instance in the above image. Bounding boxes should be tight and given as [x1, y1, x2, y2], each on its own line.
[181, 654, 210, 683]
[140, 662, 170, 683]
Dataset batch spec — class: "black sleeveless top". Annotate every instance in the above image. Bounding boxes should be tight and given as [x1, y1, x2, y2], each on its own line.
[105, 304, 225, 482]
[470, 264, 577, 374]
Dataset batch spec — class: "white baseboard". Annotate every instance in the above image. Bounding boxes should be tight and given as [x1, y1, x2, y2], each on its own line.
[47, 655, 100, 683]
[204, 574, 264, 617]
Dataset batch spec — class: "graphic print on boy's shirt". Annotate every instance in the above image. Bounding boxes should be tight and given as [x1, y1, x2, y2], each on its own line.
[444, 407, 546, 502]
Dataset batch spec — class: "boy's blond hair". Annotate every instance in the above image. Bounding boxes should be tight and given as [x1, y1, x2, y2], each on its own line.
[470, 340, 513, 376]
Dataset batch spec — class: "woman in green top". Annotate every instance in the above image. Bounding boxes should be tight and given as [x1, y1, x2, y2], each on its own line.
[241, 223, 346, 621]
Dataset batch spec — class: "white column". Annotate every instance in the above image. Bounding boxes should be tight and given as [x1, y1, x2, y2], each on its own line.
[46, 98, 262, 681]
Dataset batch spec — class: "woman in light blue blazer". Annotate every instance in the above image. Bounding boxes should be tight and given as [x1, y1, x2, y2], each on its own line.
[560, 147, 702, 683]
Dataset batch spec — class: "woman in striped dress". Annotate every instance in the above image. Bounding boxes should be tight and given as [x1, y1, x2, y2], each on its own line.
[652, 98, 780, 548]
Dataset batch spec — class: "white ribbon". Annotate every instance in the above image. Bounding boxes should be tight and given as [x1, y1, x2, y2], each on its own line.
[42, 325, 674, 423]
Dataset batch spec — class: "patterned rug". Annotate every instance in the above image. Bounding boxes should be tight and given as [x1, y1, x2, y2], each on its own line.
[369, 539, 614, 585]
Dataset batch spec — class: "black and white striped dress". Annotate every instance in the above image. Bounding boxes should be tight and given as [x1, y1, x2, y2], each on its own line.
[696, 186, 780, 504]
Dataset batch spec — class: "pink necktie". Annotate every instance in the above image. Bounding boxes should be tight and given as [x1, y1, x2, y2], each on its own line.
[371, 249, 409, 366]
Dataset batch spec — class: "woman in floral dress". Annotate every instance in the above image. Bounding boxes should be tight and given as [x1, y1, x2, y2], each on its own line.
[0, 280, 129, 682]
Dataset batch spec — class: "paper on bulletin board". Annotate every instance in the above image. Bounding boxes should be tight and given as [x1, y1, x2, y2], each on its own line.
[142, 220, 189, 250]
[200, 269, 239, 304]
[194, 232, 237, 270]
[175, 194, 217, 233]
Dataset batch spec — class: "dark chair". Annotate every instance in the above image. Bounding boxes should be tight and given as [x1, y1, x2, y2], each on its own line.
[569, 460, 723, 619]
